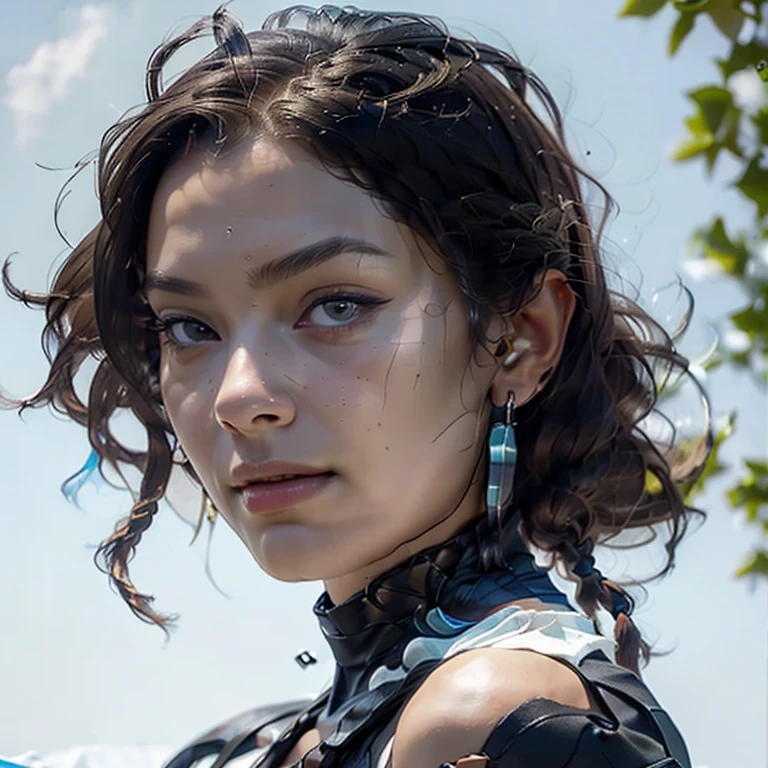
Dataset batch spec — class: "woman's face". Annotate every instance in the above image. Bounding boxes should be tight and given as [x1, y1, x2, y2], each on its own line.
[145, 137, 500, 600]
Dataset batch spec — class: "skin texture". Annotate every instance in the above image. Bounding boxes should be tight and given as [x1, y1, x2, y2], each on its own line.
[145, 136, 575, 606]
[145, 136, 581, 766]
[391, 648, 603, 768]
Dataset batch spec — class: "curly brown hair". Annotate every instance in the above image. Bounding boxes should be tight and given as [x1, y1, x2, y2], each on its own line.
[2, 4, 711, 676]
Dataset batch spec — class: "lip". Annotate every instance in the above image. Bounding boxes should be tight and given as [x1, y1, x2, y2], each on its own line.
[237, 472, 336, 515]
[231, 460, 332, 487]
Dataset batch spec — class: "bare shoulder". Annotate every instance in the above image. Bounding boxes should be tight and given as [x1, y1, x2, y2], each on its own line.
[391, 648, 597, 768]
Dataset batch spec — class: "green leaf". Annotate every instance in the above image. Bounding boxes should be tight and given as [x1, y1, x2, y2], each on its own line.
[696, 217, 750, 275]
[735, 157, 768, 218]
[672, 132, 715, 161]
[730, 305, 763, 334]
[672, 0, 710, 11]
[688, 98, 744, 176]
[701, 354, 725, 373]
[716, 40, 768, 79]
[744, 460, 768, 477]
[618, 0, 668, 17]
[703, 144, 722, 174]
[717, 105, 745, 162]
[681, 410, 734, 504]
[688, 85, 733, 134]
[751, 106, 768, 145]
[671, 94, 740, 166]
[669, 11, 696, 55]
[735, 548, 768, 578]
[726, 464, 768, 519]
[707, 1, 746, 40]
[726, 460, 768, 523]
[726, 348, 753, 367]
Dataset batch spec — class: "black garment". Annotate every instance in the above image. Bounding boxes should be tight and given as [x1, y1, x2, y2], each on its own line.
[163, 515, 692, 768]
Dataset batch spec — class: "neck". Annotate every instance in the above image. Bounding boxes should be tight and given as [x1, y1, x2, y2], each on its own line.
[311, 506, 575, 728]
[323, 485, 486, 606]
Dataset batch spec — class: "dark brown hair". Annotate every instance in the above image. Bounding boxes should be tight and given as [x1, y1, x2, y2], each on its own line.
[2, 5, 711, 675]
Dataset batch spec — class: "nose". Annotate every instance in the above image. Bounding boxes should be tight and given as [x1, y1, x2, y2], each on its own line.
[214, 345, 296, 435]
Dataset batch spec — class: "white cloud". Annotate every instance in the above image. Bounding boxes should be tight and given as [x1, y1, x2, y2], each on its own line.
[3, 4, 113, 149]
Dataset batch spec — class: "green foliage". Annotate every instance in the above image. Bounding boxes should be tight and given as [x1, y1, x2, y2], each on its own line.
[670, 11, 696, 53]
[672, 85, 745, 172]
[735, 157, 768, 218]
[618, 0, 668, 17]
[690, 217, 750, 277]
[707, 1, 746, 39]
[716, 40, 768, 79]
[619, 0, 768, 581]
[681, 411, 735, 503]
[752, 105, 768, 142]
[735, 548, 768, 576]
[673, 0, 712, 11]
[727, 459, 768, 521]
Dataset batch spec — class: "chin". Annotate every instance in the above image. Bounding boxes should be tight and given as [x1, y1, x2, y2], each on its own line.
[247, 522, 354, 582]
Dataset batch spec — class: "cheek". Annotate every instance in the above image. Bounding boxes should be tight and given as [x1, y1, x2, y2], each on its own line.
[160, 366, 216, 469]
[341, 294, 486, 481]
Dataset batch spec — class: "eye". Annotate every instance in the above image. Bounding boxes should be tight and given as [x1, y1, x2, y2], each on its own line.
[298, 292, 390, 330]
[308, 298, 361, 326]
[157, 316, 219, 348]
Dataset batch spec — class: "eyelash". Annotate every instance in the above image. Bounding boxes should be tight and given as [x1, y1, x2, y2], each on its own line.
[151, 291, 390, 350]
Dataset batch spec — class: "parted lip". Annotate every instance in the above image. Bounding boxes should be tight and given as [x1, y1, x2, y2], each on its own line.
[231, 460, 333, 488]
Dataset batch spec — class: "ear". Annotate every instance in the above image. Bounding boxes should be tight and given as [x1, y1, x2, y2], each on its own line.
[487, 269, 576, 409]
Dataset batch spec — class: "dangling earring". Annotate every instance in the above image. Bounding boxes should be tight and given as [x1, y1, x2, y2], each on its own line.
[486, 390, 518, 535]
[195, 492, 230, 599]
[190, 492, 218, 545]
[203, 493, 219, 524]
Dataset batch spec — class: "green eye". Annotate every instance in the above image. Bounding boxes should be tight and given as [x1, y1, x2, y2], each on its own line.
[757, 60, 768, 83]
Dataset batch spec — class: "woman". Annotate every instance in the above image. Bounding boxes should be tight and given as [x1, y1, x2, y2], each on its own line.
[3, 5, 710, 767]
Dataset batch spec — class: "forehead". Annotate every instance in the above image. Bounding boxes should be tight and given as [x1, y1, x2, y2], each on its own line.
[146, 136, 434, 271]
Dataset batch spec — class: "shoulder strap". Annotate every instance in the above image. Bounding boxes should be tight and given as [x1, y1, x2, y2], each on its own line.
[578, 652, 692, 768]
[162, 699, 314, 768]
[486, 650, 691, 768]
[480, 696, 684, 768]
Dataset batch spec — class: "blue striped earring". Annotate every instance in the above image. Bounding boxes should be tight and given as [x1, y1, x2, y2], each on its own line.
[486, 390, 518, 534]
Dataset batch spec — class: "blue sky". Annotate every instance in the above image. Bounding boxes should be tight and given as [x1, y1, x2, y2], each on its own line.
[0, 2, 765, 767]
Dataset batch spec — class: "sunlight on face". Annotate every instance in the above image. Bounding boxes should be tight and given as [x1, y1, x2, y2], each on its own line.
[145, 138, 498, 599]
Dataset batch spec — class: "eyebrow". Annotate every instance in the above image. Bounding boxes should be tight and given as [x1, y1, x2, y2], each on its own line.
[143, 236, 393, 297]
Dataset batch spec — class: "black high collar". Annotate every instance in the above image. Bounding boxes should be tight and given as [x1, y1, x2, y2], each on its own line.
[309, 513, 574, 758]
